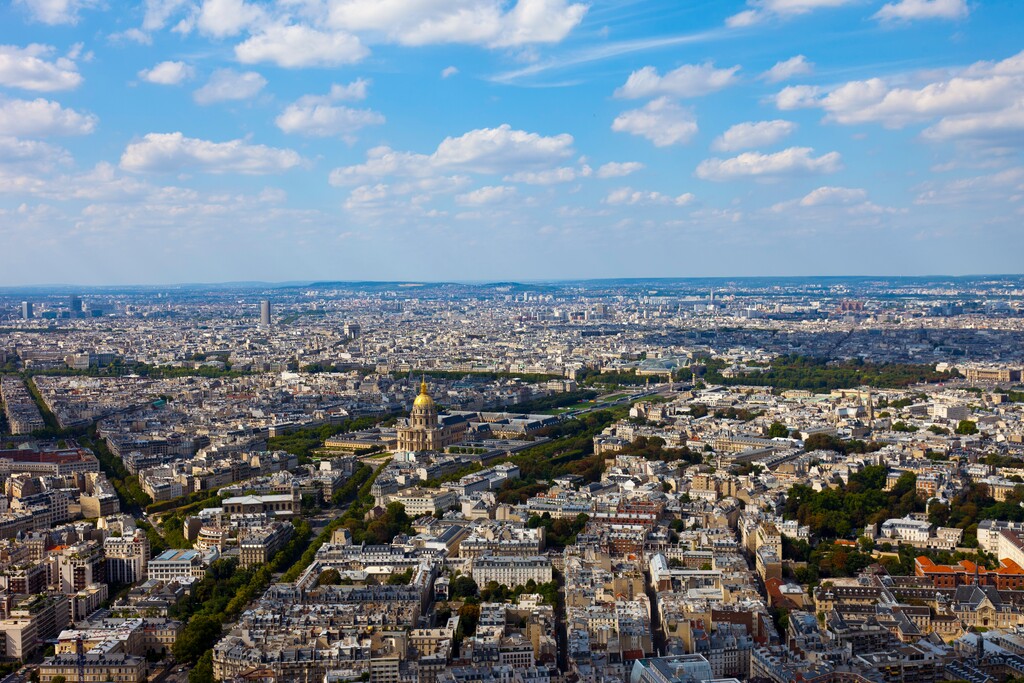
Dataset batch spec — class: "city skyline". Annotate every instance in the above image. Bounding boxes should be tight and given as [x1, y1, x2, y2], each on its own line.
[1, 0, 1023, 284]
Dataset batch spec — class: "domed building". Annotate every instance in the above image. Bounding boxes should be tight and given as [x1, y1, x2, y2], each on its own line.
[396, 379, 469, 452]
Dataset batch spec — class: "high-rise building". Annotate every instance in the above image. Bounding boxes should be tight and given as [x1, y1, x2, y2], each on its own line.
[20, 302, 32, 319]
[259, 300, 271, 327]
[69, 295, 82, 314]
[104, 529, 150, 584]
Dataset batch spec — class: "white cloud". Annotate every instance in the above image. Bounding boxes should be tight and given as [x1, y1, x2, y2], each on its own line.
[799, 186, 867, 206]
[504, 167, 580, 184]
[142, 0, 190, 31]
[596, 162, 644, 179]
[773, 50, 1024, 146]
[0, 98, 97, 136]
[326, 0, 587, 48]
[120, 132, 303, 174]
[14, 0, 96, 25]
[441, 66, 459, 79]
[914, 167, 1024, 205]
[762, 55, 813, 83]
[0, 44, 82, 92]
[611, 98, 698, 147]
[605, 187, 693, 206]
[193, 69, 267, 105]
[330, 124, 575, 185]
[110, 28, 153, 45]
[0, 136, 73, 172]
[196, 0, 267, 37]
[235, 24, 368, 68]
[774, 84, 823, 110]
[712, 120, 796, 152]
[434, 125, 574, 173]
[922, 101, 1024, 143]
[695, 147, 842, 180]
[456, 185, 518, 205]
[726, 0, 857, 27]
[615, 62, 740, 99]
[276, 98, 384, 138]
[320, 79, 371, 102]
[275, 81, 378, 138]
[138, 61, 193, 86]
[769, 185, 897, 216]
[875, 0, 968, 22]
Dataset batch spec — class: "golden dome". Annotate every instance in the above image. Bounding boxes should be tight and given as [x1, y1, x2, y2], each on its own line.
[413, 379, 435, 410]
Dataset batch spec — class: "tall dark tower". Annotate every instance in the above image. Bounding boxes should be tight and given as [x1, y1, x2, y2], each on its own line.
[259, 300, 271, 327]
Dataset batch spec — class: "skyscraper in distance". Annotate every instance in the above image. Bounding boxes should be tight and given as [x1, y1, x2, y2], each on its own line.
[260, 300, 271, 327]
[21, 302, 32, 320]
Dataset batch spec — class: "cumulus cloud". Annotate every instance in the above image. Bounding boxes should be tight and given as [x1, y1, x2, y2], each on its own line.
[0, 98, 97, 137]
[235, 24, 368, 68]
[875, 0, 968, 22]
[769, 186, 894, 217]
[611, 98, 698, 147]
[726, 0, 857, 27]
[142, 0, 190, 31]
[695, 147, 842, 181]
[196, 0, 267, 37]
[0, 136, 73, 172]
[504, 167, 578, 184]
[333, 124, 581, 198]
[712, 120, 796, 152]
[120, 132, 302, 174]
[14, 0, 96, 25]
[773, 50, 1024, 145]
[193, 69, 267, 105]
[914, 167, 1024, 205]
[321, 79, 371, 101]
[605, 187, 693, 206]
[138, 61, 193, 86]
[441, 66, 459, 79]
[276, 83, 384, 138]
[922, 101, 1024, 143]
[596, 162, 644, 179]
[456, 185, 518, 205]
[326, 0, 587, 48]
[762, 55, 813, 83]
[433, 125, 574, 172]
[774, 84, 823, 110]
[0, 44, 82, 91]
[798, 186, 868, 206]
[615, 62, 740, 99]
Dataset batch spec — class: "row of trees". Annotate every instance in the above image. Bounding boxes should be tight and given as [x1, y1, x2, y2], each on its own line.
[703, 354, 958, 392]
[79, 429, 152, 510]
[178, 521, 313, 683]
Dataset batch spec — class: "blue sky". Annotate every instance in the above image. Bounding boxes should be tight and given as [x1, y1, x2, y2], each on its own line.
[0, 0, 1022, 284]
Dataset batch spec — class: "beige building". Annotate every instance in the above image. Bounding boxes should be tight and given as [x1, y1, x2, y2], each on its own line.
[0, 593, 71, 660]
[396, 381, 468, 452]
[471, 556, 553, 588]
[40, 652, 146, 683]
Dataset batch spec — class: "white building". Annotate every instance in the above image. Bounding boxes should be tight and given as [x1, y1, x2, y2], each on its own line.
[470, 555, 552, 588]
[147, 548, 217, 581]
[104, 530, 150, 584]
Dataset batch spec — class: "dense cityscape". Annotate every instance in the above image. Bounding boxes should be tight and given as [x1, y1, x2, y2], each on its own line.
[0, 277, 1021, 683]
[2, 0, 1022, 680]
